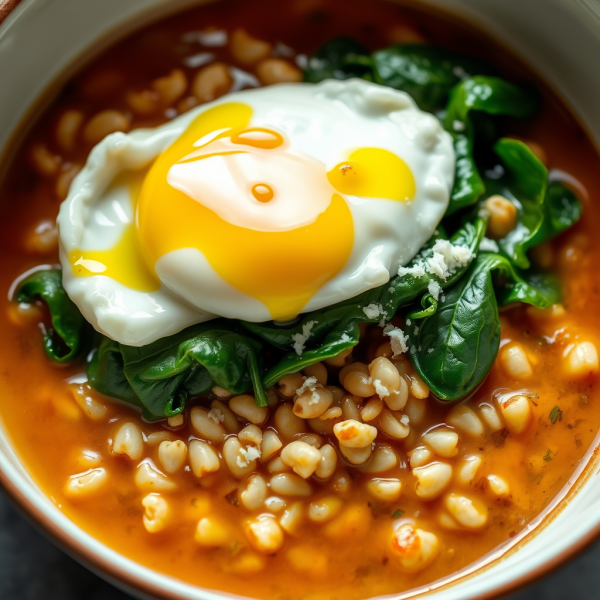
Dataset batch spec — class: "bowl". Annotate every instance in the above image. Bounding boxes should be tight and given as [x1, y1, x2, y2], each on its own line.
[1, 0, 600, 598]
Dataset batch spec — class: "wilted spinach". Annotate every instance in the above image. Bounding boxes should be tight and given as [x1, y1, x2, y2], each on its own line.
[371, 45, 494, 112]
[406, 252, 559, 400]
[89, 321, 267, 420]
[443, 77, 540, 216]
[485, 138, 582, 268]
[15, 269, 92, 362]
[303, 37, 372, 83]
[244, 218, 486, 387]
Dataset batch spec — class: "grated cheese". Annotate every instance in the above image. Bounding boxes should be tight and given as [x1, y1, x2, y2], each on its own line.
[426, 239, 472, 281]
[207, 408, 225, 424]
[428, 280, 442, 301]
[373, 378, 390, 398]
[236, 445, 261, 468]
[398, 263, 426, 278]
[291, 320, 317, 356]
[384, 324, 409, 357]
[363, 303, 384, 319]
[295, 376, 320, 405]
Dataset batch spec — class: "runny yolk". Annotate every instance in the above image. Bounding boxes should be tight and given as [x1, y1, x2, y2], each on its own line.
[136, 102, 354, 321]
[68, 173, 160, 292]
[70, 103, 416, 321]
[231, 128, 284, 149]
[327, 147, 416, 202]
[252, 183, 274, 202]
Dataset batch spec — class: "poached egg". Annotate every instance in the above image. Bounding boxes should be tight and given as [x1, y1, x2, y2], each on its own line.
[57, 79, 455, 346]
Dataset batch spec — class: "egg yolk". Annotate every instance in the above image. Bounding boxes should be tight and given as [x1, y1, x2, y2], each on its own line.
[69, 100, 419, 323]
[327, 147, 416, 202]
[137, 102, 354, 321]
[68, 172, 160, 292]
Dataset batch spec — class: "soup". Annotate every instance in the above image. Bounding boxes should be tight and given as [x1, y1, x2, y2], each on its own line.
[1, 0, 599, 598]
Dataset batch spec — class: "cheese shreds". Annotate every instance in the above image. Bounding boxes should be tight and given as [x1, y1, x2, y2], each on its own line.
[236, 445, 261, 468]
[363, 303, 384, 319]
[400, 414, 410, 426]
[291, 320, 317, 356]
[340, 333, 352, 343]
[426, 252, 447, 279]
[428, 280, 442, 301]
[384, 324, 409, 357]
[399, 240, 472, 286]
[398, 263, 426, 278]
[480, 237, 499, 252]
[295, 376, 321, 404]
[207, 408, 225, 424]
[426, 239, 473, 281]
[373, 378, 390, 398]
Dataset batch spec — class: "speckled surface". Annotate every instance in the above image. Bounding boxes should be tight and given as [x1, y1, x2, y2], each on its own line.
[0, 490, 596, 600]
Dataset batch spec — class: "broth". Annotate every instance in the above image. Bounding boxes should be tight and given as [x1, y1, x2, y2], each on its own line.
[0, 1, 599, 598]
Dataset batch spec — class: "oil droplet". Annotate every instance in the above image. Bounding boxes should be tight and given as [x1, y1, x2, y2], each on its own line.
[252, 183, 274, 203]
[231, 127, 284, 149]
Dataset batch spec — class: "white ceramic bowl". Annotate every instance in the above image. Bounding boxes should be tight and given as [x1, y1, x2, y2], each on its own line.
[1, 1, 600, 598]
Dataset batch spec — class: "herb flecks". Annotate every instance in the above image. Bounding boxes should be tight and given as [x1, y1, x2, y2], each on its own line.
[230, 540, 244, 556]
[392, 509, 404, 518]
[543, 449, 555, 462]
[549, 405, 563, 424]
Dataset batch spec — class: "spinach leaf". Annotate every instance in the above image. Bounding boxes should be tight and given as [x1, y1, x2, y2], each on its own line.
[372, 45, 494, 112]
[304, 37, 372, 83]
[407, 252, 558, 400]
[443, 77, 540, 216]
[15, 269, 91, 363]
[88, 338, 140, 407]
[486, 138, 582, 269]
[244, 218, 486, 387]
[496, 269, 560, 308]
[540, 181, 583, 241]
[88, 321, 267, 420]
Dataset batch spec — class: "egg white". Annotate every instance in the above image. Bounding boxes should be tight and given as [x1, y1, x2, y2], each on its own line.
[58, 79, 455, 346]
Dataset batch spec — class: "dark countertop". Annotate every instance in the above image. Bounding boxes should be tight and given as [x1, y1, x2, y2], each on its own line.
[0, 491, 597, 600]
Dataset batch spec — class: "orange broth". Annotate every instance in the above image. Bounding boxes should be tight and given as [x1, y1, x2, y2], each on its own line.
[1, 0, 600, 598]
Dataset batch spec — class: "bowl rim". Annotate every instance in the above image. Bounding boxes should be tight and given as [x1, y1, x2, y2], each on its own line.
[0, 0, 23, 26]
[1, 0, 600, 599]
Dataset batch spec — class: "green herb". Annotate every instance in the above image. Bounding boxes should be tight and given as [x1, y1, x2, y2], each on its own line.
[543, 449, 554, 462]
[15, 269, 93, 362]
[392, 509, 404, 518]
[230, 540, 244, 556]
[549, 406, 563, 424]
